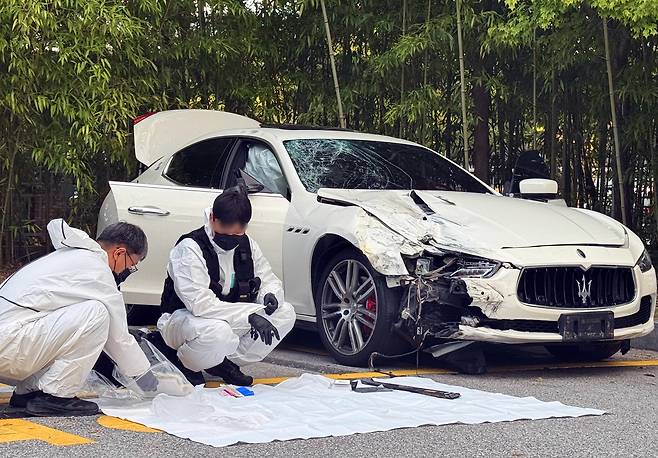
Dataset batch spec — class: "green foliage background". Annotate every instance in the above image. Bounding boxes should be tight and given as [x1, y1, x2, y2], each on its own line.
[1, 0, 657, 264]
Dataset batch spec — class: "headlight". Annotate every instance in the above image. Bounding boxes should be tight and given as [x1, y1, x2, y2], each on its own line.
[449, 257, 501, 279]
[406, 254, 502, 278]
[637, 249, 653, 273]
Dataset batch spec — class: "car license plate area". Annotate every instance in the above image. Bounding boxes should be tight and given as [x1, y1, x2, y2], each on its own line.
[558, 311, 614, 341]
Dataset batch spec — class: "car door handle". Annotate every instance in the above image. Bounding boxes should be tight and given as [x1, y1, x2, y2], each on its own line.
[128, 206, 170, 216]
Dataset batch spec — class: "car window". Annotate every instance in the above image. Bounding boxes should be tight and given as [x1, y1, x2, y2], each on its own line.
[164, 137, 234, 188]
[284, 139, 490, 193]
[225, 139, 289, 196]
[244, 144, 288, 196]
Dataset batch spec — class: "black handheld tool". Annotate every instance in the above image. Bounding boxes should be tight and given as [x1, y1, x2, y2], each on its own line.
[360, 378, 461, 399]
[350, 379, 393, 393]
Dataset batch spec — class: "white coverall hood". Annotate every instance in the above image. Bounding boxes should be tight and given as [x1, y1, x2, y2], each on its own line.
[0, 219, 150, 396]
[47, 218, 107, 254]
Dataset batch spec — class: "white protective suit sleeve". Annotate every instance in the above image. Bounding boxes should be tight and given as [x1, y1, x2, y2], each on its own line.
[168, 239, 263, 329]
[96, 280, 151, 377]
[251, 237, 284, 306]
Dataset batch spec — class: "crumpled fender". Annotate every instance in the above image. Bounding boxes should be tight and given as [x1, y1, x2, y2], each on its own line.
[316, 205, 421, 276]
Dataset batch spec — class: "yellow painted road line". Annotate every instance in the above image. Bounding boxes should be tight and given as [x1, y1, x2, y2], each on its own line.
[0, 419, 92, 445]
[97, 416, 161, 433]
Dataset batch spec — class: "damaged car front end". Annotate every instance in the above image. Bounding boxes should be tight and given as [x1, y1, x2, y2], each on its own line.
[287, 137, 656, 369]
[314, 186, 656, 369]
[394, 253, 502, 346]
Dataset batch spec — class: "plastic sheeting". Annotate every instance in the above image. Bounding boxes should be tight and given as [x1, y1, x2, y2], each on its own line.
[97, 374, 604, 447]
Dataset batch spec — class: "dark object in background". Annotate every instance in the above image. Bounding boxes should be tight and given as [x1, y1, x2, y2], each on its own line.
[93, 352, 122, 387]
[504, 150, 551, 196]
[144, 331, 206, 386]
[438, 342, 488, 375]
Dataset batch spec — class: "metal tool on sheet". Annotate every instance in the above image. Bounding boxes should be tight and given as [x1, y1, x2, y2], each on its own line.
[358, 378, 461, 399]
[350, 379, 393, 393]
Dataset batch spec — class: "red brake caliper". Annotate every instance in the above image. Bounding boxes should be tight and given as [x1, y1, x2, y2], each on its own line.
[363, 296, 377, 336]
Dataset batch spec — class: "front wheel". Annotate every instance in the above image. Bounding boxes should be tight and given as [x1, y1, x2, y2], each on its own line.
[545, 341, 623, 361]
[315, 248, 406, 367]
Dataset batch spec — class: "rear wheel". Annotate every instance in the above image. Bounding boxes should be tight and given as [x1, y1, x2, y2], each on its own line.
[315, 248, 405, 366]
[545, 341, 623, 361]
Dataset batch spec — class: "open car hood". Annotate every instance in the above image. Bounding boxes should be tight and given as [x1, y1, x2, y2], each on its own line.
[317, 189, 627, 257]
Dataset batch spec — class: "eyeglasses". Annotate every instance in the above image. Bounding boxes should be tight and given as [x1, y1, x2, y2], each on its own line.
[126, 252, 139, 273]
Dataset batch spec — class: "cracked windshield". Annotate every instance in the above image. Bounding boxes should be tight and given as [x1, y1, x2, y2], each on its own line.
[284, 139, 491, 193]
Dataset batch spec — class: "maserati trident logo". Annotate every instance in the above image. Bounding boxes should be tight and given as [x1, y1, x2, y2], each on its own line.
[576, 275, 592, 305]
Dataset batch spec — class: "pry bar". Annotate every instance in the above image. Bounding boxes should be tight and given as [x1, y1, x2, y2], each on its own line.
[360, 378, 461, 399]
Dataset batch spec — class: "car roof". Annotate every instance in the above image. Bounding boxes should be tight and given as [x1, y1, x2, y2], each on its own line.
[194, 126, 421, 147]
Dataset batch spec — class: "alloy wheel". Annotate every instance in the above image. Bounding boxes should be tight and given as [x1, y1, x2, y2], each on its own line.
[320, 259, 378, 355]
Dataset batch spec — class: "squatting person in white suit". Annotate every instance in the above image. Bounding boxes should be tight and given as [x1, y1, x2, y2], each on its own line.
[152, 187, 295, 386]
[0, 220, 158, 417]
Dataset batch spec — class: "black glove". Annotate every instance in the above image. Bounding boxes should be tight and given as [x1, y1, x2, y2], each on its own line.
[135, 370, 159, 392]
[248, 314, 280, 346]
[263, 293, 279, 316]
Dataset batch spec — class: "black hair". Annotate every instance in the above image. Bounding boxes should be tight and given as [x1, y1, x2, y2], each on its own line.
[97, 222, 148, 259]
[212, 188, 252, 225]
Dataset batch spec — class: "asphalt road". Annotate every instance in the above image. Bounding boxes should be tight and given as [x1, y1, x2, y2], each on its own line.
[2, 329, 658, 457]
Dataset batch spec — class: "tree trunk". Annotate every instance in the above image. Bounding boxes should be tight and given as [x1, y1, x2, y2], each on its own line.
[472, 83, 490, 183]
[595, 119, 608, 212]
[0, 141, 17, 266]
[399, 0, 407, 137]
[603, 19, 627, 225]
[652, 124, 658, 244]
[455, 0, 469, 169]
[562, 97, 571, 205]
[320, 0, 346, 128]
[548, 70, 557, 178]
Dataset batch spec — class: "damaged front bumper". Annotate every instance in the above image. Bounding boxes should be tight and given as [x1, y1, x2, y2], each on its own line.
[393, 263, 657, 346]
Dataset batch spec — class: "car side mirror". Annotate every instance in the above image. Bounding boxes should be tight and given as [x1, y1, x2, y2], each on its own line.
[238, 169, 266, 194]
[519, 178, 558, 200]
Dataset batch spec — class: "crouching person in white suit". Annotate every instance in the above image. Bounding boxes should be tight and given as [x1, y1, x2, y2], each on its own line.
[154, 187, 295, 386]
[0, 220, 157, 417]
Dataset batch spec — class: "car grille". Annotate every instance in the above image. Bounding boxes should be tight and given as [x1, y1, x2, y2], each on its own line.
[517, 266, 635, 308]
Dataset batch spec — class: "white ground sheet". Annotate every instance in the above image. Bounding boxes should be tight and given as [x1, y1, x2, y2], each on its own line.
[97, 374, 605, 447]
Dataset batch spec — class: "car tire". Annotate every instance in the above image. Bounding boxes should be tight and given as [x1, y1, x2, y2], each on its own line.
[314, 247, 406, 367]
[544, 341, 623, 361]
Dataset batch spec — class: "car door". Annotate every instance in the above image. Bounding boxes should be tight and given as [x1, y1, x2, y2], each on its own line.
[220, 138, 290, 281]
[99, 137, 235, 306]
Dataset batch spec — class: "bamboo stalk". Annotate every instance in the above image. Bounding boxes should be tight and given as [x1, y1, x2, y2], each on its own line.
[0, 141, 17, 266]
[532, 27, 537, 151]
[456, 0, 469, 169]
[603, 18, 627, 225]
[649, 126, 658, 242]
[400, 0, 407, 137]
[423, 0, 431, 86]
[320, 0, 346, 129]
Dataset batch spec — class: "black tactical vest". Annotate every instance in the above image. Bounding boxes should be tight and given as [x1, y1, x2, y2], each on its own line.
[160, 227, 260, 314]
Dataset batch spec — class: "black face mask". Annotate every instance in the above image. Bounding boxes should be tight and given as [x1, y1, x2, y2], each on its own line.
[112, 251, 138, 287]
[213, 234, 245, 251]
[113, 269, 133, 286]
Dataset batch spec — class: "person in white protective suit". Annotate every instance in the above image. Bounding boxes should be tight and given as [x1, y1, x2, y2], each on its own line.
[154, 187, 295, 386]
[0, 220, 158, 417]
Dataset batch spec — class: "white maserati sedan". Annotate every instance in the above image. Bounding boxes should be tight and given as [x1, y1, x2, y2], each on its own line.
[98, 109, 656, 366]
